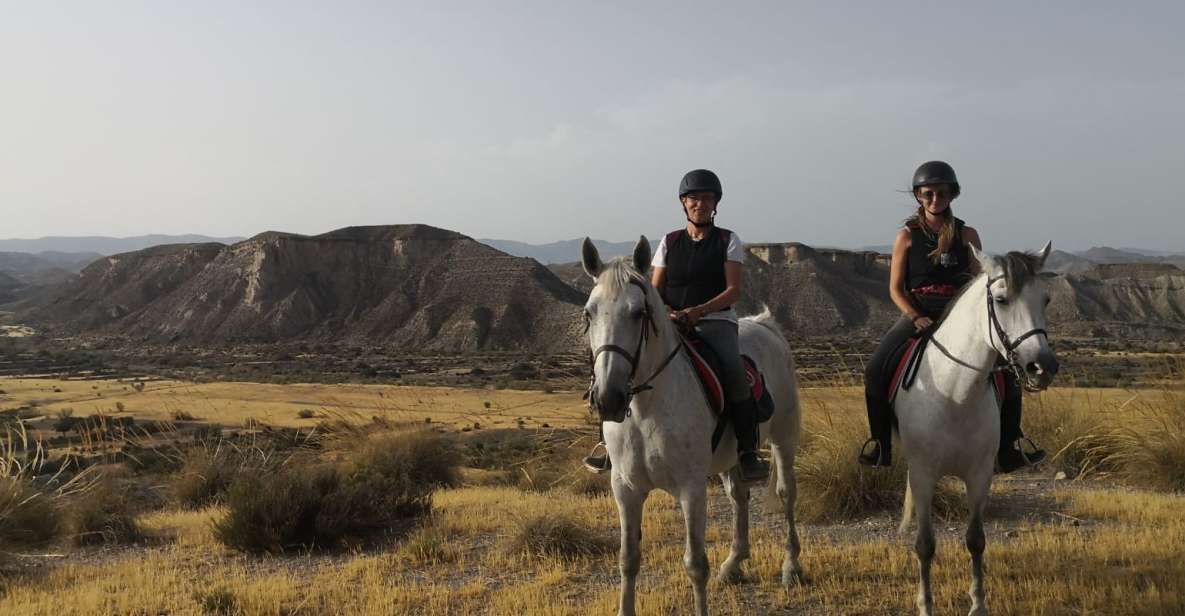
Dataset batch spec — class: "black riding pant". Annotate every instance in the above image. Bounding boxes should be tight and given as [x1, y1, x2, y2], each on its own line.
[863, 316, 1026, 450]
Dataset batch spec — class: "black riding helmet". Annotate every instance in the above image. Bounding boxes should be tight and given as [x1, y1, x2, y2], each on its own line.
[911, 161, 960, 198]
[678, 169, 723, 200]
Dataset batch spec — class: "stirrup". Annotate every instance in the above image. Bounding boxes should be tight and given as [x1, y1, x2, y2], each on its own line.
[857, 438, 889, 467]
[582, 442, 610, 474]
[1017, 437, 1047, 465]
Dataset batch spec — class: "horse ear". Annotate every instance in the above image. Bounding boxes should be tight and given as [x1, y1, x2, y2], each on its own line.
[632, 235, 651, 274]
[969, 243, 994, 273]
[581, 237, 603, 279]
[1035, 241, 1052, 270]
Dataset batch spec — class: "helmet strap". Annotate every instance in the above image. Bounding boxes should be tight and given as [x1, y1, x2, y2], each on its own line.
[683, 205, 717, 228]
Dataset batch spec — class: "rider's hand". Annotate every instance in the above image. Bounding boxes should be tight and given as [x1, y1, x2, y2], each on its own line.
[912, 315, 934, 332]
[684, 305, 706, 325]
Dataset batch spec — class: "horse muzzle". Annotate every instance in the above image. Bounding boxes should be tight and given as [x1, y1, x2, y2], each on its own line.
[593, 387, 631, 423]
[1023, 349, 1059, 390]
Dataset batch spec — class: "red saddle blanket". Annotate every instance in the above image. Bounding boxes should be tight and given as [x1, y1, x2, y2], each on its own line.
[887, 336, 1005, 405]
[683, 337, 767, 415]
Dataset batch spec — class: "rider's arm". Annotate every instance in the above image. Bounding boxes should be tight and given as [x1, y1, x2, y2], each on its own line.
[890, 227, 924, 320]
[651, 266, 667, 299]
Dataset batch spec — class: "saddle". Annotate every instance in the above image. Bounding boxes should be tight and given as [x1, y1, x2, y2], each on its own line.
[682, 332, 775, 422]
[885, 333, 1006, 407]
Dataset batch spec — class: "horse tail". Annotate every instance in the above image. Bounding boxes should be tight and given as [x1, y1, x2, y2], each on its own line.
[899, 470, 914, 534]
[764, 451, 784, 513]
[744, 305, 790, 353]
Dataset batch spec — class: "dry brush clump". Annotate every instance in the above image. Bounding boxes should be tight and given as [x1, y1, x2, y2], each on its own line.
[1054, 389, 1185, 492]
[0, 422, 103, 546]
[505, 510, 615, 559]
[60, 467, 140, 546]
[794, 404, 961, 522]
[213, 429, 460, 553]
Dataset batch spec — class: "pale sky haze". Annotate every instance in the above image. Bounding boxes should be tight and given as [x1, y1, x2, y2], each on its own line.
[2, 1, 1182, 252]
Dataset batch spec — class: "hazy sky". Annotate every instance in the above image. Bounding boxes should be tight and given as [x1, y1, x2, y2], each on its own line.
[2, 1, 1182, 251]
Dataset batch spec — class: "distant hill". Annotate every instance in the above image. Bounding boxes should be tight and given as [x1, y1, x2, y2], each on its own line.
[0, 234, 246, 255]
[480, 237, 657, 265]
[18, 226, 584, 352]
[0, 251, 102, 288]
[15, 228, 1185, 347]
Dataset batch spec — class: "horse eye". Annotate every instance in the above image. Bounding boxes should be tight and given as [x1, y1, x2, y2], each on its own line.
[994, 296, 1009, 305]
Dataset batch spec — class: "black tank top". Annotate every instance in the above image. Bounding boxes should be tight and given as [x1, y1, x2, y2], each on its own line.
[905, 217, 971, 316]
[662, 226, 731, 311]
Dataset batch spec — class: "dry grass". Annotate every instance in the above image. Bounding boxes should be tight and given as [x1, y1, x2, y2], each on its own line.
[0, 377, 589, 430]
[2, 376, 1184, 614]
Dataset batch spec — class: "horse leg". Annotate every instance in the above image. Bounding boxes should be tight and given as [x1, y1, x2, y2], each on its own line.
[717, 468, 750, 584]
[680, 482, 711, 616]
[965, 468, 992, 616]
[910, 469, 937, 616]
[771, 440, 804, 586]
[613, 478, 646, 616]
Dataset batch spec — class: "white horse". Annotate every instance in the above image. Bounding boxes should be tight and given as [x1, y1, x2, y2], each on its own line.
[895, 243, 1059, 616]
[581, 237, 803, 616]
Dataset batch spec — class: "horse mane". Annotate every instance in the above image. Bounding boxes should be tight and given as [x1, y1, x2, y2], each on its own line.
[595, 258, 676, 338]
[936, 250, 1044, 324]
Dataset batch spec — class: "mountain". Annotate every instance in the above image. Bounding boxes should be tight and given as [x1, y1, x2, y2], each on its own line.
[18, 226, 584, 352]
[480, 238, 656, 265]
[0, 235, 246, 255]
[0, 251, 103, 288]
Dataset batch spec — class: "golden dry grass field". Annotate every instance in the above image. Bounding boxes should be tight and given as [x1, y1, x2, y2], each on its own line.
[2, 377, 1184, 615]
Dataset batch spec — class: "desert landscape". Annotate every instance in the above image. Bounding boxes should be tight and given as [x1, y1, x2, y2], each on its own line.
[2, 228, 1183, 614]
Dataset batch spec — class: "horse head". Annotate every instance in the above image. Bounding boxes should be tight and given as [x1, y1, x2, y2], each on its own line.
[970, 242, 1059, 391]
[580, 235, 657, 423]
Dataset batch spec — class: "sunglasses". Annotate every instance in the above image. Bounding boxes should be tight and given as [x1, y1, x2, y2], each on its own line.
[918, 188, 952, 202]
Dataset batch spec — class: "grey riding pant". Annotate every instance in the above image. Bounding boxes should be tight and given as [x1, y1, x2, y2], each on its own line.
[695, 319, 750, 403]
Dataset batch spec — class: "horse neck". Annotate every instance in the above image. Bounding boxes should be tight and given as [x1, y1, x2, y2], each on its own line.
[927, 275, 1000, 399]
[629, 315, 702, 419]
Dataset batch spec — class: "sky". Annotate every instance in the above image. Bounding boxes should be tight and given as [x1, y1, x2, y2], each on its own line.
[2, 1, 1183, 252]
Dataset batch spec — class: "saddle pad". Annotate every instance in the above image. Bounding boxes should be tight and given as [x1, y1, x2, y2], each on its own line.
[684, 337, 768, 416]
[886, 336, 1007, 405]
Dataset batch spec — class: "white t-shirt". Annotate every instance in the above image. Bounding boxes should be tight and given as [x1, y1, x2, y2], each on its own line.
[651, 228, 744, 323]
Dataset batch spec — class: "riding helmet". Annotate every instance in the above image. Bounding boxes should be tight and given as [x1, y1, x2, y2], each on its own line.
[911, 161, 960, 197]
[678, 169, 723, 200]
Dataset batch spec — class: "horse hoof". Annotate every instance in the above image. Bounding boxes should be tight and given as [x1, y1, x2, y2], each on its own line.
[717, 565, 745, 585]
[968, 607, 989, 616]
[782, 567, 806, 588]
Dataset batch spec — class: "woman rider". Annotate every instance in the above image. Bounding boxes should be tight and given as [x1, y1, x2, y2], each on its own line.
[583, 168, 769, 483]
[858, 161, 1046, 472]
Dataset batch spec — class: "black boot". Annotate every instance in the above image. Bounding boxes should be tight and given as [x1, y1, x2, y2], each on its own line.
[732, 397, 770, 483]
[859, 389, 893, 467]
[997, 374, 1045, 473]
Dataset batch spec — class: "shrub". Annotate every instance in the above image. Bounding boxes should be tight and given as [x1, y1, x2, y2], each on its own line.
[1058, 391, 1185, 492]
[213, 430, 459, 553]
[61, 471, 140, 545]
[506, 511, 614, 559]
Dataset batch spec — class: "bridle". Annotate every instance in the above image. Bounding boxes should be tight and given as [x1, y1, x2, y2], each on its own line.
[583, 278, 683, 421]
[985, 274, 1048, 392]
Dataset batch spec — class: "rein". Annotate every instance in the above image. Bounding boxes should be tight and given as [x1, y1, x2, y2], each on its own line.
[585, 278, 684, 418]
[985, 275, 1048, 392]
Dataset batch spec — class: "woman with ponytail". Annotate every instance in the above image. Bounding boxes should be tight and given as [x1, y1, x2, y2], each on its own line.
[858, 161, 1046, 472]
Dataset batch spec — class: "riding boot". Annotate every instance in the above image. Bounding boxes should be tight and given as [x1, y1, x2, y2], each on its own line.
[858, 389, 893, 467]
[732, 397, 770, 483]
[582, 424, 611, 474]
[997, 375, 1046, 473]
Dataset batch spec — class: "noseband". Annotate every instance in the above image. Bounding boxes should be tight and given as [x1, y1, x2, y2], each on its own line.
[985, 275, 1048, 392]
[584, 278, 683, 420]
